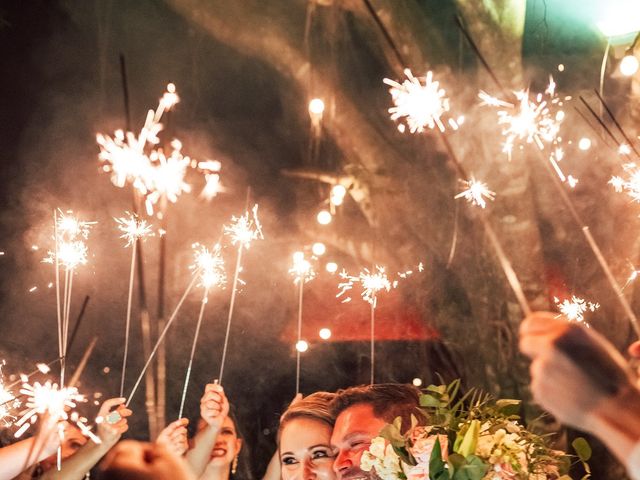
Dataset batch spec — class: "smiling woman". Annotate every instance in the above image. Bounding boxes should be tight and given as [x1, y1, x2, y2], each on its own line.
[278, 392, 337, 480]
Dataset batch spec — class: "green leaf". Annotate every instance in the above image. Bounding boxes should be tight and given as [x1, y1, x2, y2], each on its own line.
[572, 437, 592, 462]
[380, 424, 405, 448]
[429, 438, 448, 480]
[456, 420, 479, 457]
[452, 455, 490, 480]
[420, 393, 443, 408]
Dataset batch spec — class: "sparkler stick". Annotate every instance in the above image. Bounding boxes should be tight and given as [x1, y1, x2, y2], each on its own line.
[362, 4, 531, 314]
[53, 211, 62, 363]
[578, 97, 623, 150]
[218, 205, 264, 385]
[290, 252, 315, 393]
[115, 214, 152, 397]
[66, 296, 90, 360]
[126, 272, 200, 406]
[178, 288, 208, 420]
[593, 89, 640, 158]
[178, 243, 226, 418]
[453, 17, 640, 333]
[218, 247, 242, 386]
[296, 282, 304, 393]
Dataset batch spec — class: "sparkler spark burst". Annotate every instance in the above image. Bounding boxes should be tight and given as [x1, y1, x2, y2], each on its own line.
[97, 84, 218, 215]
[115, 214, 153, 247]
[338, 266, 393, 308]
[610, 163, 640, 203]
[554, 295, 599, 324]
[383, 69, 454, 133]
[44, 212, 94, 270]
[289, 252, 316, 284]
[223, 204, 264, 249]
[14, 381, 84, 438]
[454, 177, 496, 209]
[191, 243, 226, 289]
[0, 363, 20, 427]
[479, 78, 564, 160]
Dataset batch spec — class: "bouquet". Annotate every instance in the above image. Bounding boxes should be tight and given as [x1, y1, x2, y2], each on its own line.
[361, 380, 591, 480]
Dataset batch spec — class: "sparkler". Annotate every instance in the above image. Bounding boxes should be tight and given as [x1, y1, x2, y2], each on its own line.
[115, 214, 153, 397]
[459, 20, 640, 333]
[338, 266, 393, 384]
[44, 211, 94, 386]
[218, 205, 264, 384]
[178, 244, 226, 418]
[289, 252, 316, 394]
[383, 69, 455, 133]
[0, 363, 19, 427]
[555, 295, 600, 325]
[478, 79, 564, 162]
[610, 163, 640, 202]
[454, 177, 496, 209]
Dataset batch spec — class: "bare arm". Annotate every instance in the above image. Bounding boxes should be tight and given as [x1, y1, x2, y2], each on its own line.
[40, 398, 132, 480]
[0, 430, 58, 480]
[185, 383, 228, 476]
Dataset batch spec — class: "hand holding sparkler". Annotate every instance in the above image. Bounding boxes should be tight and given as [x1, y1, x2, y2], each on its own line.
[184, 383, 230, 476]
[199, 383, 228, 429]
[95, 398, 132, 449]
[156, 418, 189, 457]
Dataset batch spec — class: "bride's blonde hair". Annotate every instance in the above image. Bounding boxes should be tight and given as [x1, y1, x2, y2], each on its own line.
[277, 391, 335, 442]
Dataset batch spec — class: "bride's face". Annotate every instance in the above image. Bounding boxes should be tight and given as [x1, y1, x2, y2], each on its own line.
[280, 418, 337, 480]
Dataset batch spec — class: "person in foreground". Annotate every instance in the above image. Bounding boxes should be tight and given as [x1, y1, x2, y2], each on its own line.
[520, 311, 640, 480]
[278, 392, 336, 480]
[186, 382, 248, 480]
[329, 384, 422, 480]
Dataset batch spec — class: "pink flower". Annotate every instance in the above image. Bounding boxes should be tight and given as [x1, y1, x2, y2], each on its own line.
[410, 433, 448, 464]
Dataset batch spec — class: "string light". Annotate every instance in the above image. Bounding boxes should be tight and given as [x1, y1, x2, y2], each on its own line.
[319, 328, 332, 340]
[317, 210, 332, 225]
[312, 242, 326, 256]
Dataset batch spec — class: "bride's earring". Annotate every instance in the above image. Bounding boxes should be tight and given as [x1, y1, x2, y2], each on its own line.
[232, 455, 238, 475]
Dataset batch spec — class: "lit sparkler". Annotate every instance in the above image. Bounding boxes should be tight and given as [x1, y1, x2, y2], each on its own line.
[337, 266, 394, 384]
[218, 205, 264, 384]
[610, 163, 640, 203]
[383, 69, 454, 133]
[454, 177, 496, 209]
[144, 140, 192, 216]
[554, 295, 600, 324]
[44, 211, 94, 386]
[223, 204, 264, 249]
[289, 252, 316, 394]
[0, 363, 19, 427]
[115, 214, 153, 397]
[338, 266, 392, 308]
[479, 78, 564, 160]
[14, 381, 84, 438]
[191, 243, 227, 289]
[178, 244, 227, 418]
[115, 213, 153, 247]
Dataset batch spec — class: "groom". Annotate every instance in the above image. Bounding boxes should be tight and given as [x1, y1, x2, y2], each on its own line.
[329, 383, 423, 480]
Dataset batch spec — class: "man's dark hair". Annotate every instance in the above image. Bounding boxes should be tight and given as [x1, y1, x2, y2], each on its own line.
[330, 383, 424, 429]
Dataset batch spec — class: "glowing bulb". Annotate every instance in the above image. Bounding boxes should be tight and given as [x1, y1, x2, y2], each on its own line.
[312, 242, 326, 256]
[317, 210, 332, 225]
[331, 184, 346, 198]
[319, 328, 332, 340]
[326, 262, 338, 273]
[308, 98, 325, 116]
[578, 138, 591, 151]
[295, 340, 309, 353]
[621, 55, 640, 77]
[558, 64, 565, 72]
[412, 378, 423, 387]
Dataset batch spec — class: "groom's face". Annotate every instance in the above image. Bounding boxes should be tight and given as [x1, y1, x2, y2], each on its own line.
[330, 403, 386, 480]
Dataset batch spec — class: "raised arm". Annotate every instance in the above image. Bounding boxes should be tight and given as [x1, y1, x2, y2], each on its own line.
[185, 383, 229, 475]
[39, 397, 131, 480]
